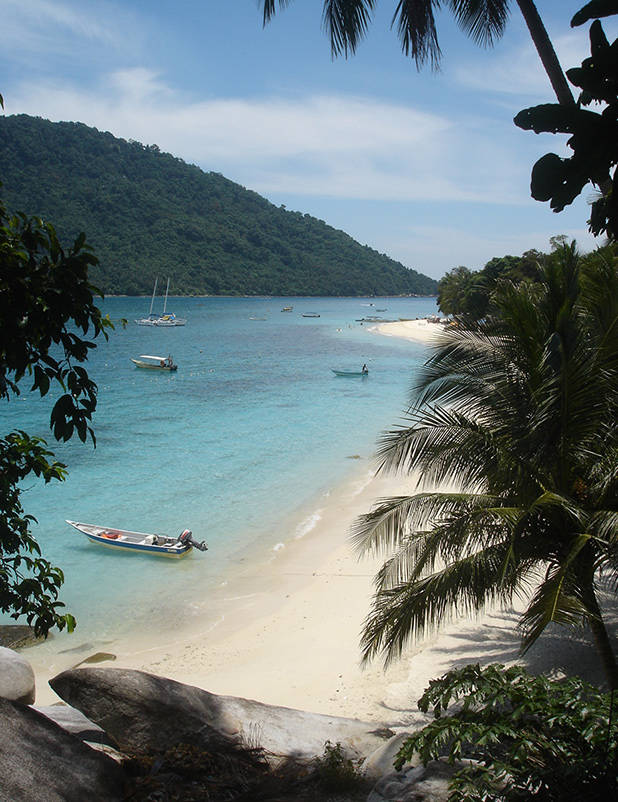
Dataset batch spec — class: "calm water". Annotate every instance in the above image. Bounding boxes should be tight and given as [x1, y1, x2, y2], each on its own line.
[2, 295, 436, 640]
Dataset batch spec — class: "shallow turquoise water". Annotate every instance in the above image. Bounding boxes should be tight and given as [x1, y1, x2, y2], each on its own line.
[1, 295, 436, 637]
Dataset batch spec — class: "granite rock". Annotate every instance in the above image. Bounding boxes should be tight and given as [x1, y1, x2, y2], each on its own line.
[0, 696, 123, 801]
[49, 666, 393, 760]
[0, 646, 35, 704]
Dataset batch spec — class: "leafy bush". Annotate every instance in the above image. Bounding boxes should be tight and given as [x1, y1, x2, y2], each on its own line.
[312, 740, 367, 794]
[395, 663, 618, 802]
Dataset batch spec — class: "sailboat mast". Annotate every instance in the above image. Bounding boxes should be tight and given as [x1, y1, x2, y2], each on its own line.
[163, 278, 170, 314]
[148, 277, 158, 316]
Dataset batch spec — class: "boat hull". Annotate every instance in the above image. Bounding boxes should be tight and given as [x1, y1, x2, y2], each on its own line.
[131, 359, 178, 371]
[331, 370, 369, 377]
[66, 520, 192, 557]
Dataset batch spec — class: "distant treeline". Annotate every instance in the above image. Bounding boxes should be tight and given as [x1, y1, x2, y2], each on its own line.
[0, 114, 437, 297]
[436, 237, 614, 318]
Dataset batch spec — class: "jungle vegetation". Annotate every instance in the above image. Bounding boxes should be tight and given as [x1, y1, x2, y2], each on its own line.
[0, 114, 437, 298]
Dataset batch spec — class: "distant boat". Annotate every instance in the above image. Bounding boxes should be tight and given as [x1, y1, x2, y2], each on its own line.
[131, 354, 178, 371]
[302, 313, 320, 318]
[154, 278, 186, 326]
[281, 306, 293, 312]
[66, 520, 207, 558]
[249, 316, 267, 321]
[331, 369, 369, 377]
[135, 278, 186, 326]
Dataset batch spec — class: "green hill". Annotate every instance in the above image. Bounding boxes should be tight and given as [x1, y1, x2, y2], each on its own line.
[0, 114, 436, 296]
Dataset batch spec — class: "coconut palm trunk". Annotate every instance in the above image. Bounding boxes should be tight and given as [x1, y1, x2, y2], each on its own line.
[585, 584, 618, 690]
[515, 0, 575, 105]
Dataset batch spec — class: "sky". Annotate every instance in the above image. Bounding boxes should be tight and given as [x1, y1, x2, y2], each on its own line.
[1, 1, 615, 280]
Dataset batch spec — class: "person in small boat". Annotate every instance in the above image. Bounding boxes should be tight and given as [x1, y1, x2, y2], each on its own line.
[362, 364, 368, 375]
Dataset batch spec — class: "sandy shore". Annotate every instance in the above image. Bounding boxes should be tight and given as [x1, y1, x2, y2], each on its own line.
[370, 317, 446, 345]
[29, 320, 616, 723]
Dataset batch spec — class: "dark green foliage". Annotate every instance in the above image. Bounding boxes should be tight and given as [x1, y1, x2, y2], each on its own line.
[0, 199, 112, 635]
[514, 16, 618, 240]
[395, 663, 618, 802]
[437, 251, 543, 318]
[0, 115, 437, 297]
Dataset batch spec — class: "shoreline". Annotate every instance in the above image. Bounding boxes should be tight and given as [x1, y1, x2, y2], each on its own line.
[27, 319, 615, 718]
[369, 317, 446, 345]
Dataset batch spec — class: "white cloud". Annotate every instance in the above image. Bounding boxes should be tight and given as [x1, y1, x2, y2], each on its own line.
[2, 0, 142, 65]
[7, 69, 539, 206]
[453, 31, 605, 100]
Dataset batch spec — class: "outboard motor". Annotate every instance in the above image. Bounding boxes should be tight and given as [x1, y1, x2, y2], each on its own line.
[178, 529, 208, 552]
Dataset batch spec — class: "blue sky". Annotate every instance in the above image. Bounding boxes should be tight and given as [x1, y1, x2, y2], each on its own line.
[1, 1, 615, 279]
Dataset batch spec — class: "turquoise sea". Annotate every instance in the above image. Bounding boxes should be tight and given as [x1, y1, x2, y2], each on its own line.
[1, 295, 436, 644]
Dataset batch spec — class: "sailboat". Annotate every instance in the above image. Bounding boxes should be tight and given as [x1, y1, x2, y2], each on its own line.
[134, 278, 187, 327]
[135, 277, 160, 326]
[153, 278, 186, 327]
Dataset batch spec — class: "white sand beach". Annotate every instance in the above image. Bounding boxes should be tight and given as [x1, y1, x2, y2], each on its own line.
[370, 317, 446, 345]
[29, 320, 616, 722]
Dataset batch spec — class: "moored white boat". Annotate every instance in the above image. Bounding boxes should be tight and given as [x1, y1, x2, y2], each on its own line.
[66, 520, 207, 557]
[131, 354, 178, 371]
[331, 369, 369, 377]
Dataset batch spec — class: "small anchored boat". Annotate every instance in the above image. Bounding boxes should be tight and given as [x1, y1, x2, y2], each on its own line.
[331, 369, 369, 377]
[66, 520, 208, 557]
[131, 354, 178, 371]
[302, 313, 320, 318]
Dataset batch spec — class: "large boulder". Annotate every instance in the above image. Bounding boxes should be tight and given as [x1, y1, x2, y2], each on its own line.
[0, 646, 35, 704]
[50, 667, 392, 760]
[0, 697, 123, 801]
[35, 704, 115, 747]
[363, 733, 421, 779]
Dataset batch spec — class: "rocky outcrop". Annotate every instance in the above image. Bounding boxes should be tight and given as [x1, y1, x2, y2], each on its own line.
[363, 733, 421, 779]
[49, 667, 392, 760]
[0, 697, 123, 801]
[35, 704, 115, 747]
[368, 758, 473, 802]
[0, 624, 41, 649]
[0, 646, 36, 704]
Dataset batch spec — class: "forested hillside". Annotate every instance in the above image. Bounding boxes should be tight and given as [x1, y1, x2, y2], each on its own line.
[0, 115, 436, 296]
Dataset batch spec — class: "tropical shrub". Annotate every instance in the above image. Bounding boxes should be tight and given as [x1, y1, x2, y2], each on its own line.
[395, 663, 618, 802]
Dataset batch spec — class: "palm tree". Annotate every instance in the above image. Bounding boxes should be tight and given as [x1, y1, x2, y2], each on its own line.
[352, 244, 618, 688]
[260, 1, 574, 105]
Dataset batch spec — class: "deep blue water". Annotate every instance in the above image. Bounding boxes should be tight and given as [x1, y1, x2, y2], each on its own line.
[1, 295, 436, 638]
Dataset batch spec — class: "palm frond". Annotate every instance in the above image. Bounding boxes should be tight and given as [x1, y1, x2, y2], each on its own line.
[322, 0, 376, 57]
[447, 0, 510, 47]
[361, 542, 535, 665]
[588, 510, 618, 550]
[375, 406, 548, 496]
[261, 0, 291, 25]
[392, 1, 441, 69]
[519, 547, 593, 653]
